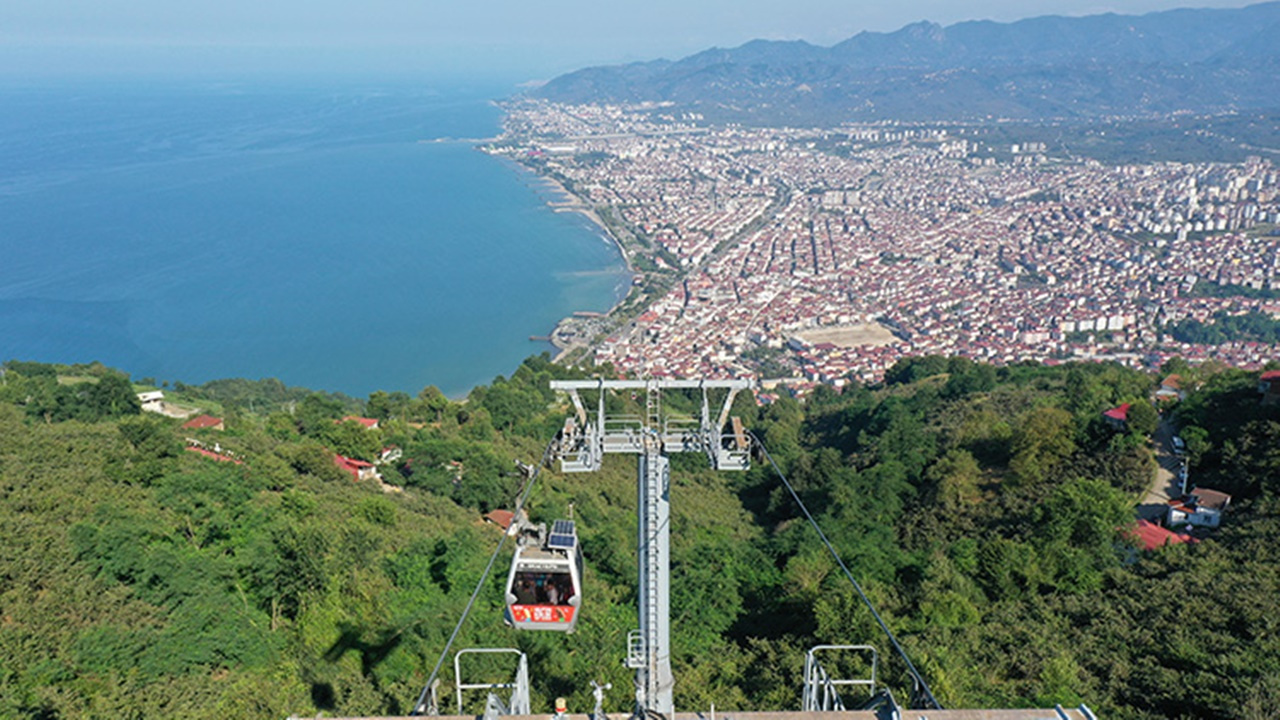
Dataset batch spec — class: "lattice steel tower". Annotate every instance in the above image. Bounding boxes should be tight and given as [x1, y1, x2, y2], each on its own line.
[549, 379, 751, 717]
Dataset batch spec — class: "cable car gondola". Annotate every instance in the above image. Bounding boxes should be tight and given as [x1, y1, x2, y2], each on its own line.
[504, 519, 582, 632]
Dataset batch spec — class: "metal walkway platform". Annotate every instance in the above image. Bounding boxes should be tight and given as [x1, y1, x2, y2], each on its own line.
[318, 708, 1096, 720]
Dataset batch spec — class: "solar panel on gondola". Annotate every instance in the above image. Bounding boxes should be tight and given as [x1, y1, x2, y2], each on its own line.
[548, 520, 577, 550]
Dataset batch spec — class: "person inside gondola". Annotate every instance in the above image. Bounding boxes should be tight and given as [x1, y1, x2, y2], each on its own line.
[514, 577, 537, 605]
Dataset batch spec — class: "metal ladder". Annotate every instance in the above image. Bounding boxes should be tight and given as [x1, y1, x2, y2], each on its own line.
[639, 380, 663, 705]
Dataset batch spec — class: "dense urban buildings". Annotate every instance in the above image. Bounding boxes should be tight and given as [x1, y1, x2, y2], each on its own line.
[492, 101, 1280, 387]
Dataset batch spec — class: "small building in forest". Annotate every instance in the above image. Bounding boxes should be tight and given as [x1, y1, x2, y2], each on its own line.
[1260, 370, 1280, 405]
[1129, 519, 1197, 551]
[137, 391, 165, 413]
[182, 414, 225, 431]
[334, 453, 380, 482]
[1167, 488, 1232, 528]
[1102, 403, 1131, 430]
[1156, 374, 1186, 402]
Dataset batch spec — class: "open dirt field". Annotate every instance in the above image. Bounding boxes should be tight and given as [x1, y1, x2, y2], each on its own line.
[794, 323, 897, 348]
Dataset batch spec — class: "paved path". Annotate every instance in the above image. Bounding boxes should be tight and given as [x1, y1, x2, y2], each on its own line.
[1137, 416, 1184, 521]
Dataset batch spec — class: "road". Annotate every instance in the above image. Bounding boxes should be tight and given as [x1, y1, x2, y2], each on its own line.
[1136, 415, 1185, 521]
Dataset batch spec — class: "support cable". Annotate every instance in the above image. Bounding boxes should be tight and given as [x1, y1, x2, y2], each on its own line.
[411, 440, 557, 715]
[748, 431, 941, 710]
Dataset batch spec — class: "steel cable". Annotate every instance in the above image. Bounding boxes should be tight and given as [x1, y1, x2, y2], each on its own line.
[411, 440, 557, 715]
[748, 430, 941, 710]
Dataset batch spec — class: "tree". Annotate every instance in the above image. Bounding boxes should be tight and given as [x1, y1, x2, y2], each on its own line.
[87, 373, 142, 419]
[884, 355, 948, 385]
[1124, 400, 1158, 437]
[320, 419, 383, 461]
[1009, 407, 1076, 486]
[416, 385, 450, 423]
[929, 448, 982, 510]
[117, 415, 181, 460]
[1181, 424, 1211, 465]
[296, 393, 344, 436]
[1161, 356, 1193, 380]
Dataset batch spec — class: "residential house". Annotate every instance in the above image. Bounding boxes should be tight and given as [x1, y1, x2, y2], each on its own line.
[1129, 519, 1197, 551]
[334, 453, 380, 482]
[1103, 403, 1131, 430]
[1167, 487, 1232, 528]
[1260, 370, 1280, 405]
[185, 446, 243, 464]
[1155, 374, 1186, 402]
[182, 414, 225, 431]
[184, 438, 242, 464]
[137, 391, 165, 413]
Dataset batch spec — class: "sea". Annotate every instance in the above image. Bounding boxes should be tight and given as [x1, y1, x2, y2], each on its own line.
[0, 78, 630, 398]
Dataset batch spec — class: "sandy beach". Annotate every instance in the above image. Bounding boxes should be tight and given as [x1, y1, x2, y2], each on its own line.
[539, 175, 634, 274]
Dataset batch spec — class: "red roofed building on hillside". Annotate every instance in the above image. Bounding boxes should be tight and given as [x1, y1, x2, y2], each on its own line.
[1168, 488, 1232, 528]
[1127, 519, 1197, 552]
[182, 414, 225, 431]
[484, 509, 516, 532]
[1103, 403, 1131, 429]
[1156, 375, 1186, 402]
[340, 416, 380, 430]
[185, 446, 242, 464]
[334, 454, 379, 481]
[184, 438, 243, 463]
[1260, 370, 1280, 405]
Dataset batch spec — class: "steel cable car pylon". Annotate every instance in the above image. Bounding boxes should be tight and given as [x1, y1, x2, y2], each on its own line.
[550, 379, 750, 718]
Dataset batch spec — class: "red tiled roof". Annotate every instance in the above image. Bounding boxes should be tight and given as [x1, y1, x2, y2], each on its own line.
[484, 510, 515, 530]
[334, 453, 373, 480]
[185, 446, 242, 464]
[340, 416, 380, 429]
[182, 414, 223, 430]
[1103, 403, 1131, 421]
[1128, 519, 1197, 552]
[335, 454, 373, 468]
[1190, 488, 1231, 511]
[1262, 370, 1280, 381]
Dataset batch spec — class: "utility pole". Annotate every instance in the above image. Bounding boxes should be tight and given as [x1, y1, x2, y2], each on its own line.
[550, 379, 750, 717]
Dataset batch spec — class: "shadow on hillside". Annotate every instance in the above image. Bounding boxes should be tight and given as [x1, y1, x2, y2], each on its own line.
[324, 623, 403, 677]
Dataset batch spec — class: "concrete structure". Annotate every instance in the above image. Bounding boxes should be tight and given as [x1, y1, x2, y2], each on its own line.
[1167, 488, 1232, 528]
[137, 391, 165, 413]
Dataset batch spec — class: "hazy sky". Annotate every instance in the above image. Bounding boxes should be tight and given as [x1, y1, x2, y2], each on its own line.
[0, 0, 1259, 83]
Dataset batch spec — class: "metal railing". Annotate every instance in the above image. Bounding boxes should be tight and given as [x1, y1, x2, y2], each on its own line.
[453, 648, 531, 717]
[801, 645, 878, 712]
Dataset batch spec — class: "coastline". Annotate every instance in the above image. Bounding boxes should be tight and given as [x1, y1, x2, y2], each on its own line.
[488, 153, 642, 363]
[491, 154, 633, 276]
[539, 180, 639, 361]
[537, 173, 635, 276]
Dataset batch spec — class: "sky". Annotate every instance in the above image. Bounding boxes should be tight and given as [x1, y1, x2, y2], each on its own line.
[0, 0, 1260, 84]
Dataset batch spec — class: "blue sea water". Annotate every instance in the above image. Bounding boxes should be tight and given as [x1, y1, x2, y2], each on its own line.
[0, 79, 629, 398]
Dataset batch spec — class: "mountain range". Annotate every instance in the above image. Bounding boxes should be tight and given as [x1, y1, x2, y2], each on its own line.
[533, 2, 1280, 123]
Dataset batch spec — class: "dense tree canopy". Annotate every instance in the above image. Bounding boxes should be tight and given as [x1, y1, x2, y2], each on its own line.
[1166, 310, 1280, 345]
[0, 356, 1276, 719]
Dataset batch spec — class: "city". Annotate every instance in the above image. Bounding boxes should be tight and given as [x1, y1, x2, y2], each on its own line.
[493, 101, 1280, 390]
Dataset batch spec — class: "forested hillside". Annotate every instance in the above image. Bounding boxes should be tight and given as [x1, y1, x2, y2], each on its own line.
[1, 356, 1277, 719]
[534, 3, 1280, 123]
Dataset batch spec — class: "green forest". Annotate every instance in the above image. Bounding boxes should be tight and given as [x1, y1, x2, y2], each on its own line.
[1, 355, 1279, 719]
[1165, 311, 1280, 345]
